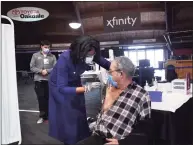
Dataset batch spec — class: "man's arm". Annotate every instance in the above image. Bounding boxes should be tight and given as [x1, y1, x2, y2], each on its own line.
[30, 54, 42, 74]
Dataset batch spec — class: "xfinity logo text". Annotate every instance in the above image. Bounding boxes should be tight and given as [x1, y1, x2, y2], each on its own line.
[107, 16, 137, 28]
[103, 12, 140, 32]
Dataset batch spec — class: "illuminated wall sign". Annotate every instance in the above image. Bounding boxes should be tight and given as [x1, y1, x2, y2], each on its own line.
[103, 12, 141, 32]
[7, 7, 49, 22]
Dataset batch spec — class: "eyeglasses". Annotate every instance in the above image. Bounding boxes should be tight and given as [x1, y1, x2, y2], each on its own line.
[107, 69, 121, 74]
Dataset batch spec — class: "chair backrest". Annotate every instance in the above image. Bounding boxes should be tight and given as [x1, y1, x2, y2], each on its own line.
[139, 67, 154, 87]
[128, 117, 155, 145]
[166, 65, 178, 82]
[139, 59, 150, 67]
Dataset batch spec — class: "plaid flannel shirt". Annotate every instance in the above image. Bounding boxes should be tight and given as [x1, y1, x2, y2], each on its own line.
[93, 82, 151, 140]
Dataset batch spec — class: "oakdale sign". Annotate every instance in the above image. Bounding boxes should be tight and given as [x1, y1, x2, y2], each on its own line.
[7, 7, 49, 22]
[103, 12, 141, 32]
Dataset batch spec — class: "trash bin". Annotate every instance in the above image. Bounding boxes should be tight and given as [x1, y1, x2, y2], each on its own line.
[81, 74, 102, 119]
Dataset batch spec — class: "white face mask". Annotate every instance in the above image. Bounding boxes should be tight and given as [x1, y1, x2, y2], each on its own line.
[42, 48, 50, 54]
[85, 56, 94, 64]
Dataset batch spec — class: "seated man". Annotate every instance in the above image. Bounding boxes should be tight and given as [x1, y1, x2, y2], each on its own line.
[76, 56, 151, 145]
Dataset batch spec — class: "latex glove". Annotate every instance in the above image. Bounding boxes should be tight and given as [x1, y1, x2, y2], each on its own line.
[84, 82, 101, 93]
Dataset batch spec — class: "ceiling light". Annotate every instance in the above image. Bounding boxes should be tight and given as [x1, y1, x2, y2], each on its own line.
[128, 46, 146, 49]
[69, 22, 81, 29]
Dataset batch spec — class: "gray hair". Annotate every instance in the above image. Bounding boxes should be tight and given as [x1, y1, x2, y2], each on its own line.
[114, 56, 136, 78]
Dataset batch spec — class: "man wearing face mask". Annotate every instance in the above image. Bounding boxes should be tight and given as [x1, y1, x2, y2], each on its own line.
[30, 40, 57, 124]
[48, 36, 111, 145]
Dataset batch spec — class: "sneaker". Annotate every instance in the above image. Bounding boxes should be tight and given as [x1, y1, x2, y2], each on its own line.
[37, 118, 44, 124]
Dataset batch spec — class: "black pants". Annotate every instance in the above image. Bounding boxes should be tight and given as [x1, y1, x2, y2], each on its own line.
[75, 134, 107, 145]
[34, 81, 49, 120]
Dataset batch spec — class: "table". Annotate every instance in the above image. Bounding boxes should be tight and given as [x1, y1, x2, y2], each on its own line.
[150, 91, 193, 145]
[151, 92, 192, 112]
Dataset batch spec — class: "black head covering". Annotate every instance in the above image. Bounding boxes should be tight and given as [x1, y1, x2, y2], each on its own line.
[69, 35, 100, 64]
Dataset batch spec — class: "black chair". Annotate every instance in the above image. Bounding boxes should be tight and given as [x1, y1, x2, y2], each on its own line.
[138, 67, 154, 87]
[139, 59, 150, 67]
[166, 65, 178, 82]
[118, 117, 155, 145]
[87, 117, 155, 145]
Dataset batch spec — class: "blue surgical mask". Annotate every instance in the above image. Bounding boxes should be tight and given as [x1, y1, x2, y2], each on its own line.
[43, 48, 50, 54]
[107, 75, 118, 88]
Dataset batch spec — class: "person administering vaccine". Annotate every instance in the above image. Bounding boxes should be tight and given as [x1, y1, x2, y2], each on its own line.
[30, 40, 57, 124]
[48, 36, 111, 145]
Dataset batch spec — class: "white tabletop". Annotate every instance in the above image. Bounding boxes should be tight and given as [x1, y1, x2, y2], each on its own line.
[151, 92, 192, 112]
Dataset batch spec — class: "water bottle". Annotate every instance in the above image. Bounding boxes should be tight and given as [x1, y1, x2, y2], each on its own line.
[154, 77, 158, 91]
[144, 81, 149, 90]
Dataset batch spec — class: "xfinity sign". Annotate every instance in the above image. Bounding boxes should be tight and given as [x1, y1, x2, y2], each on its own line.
[103, 12, 140, 32]
[107, 16, 137, 28]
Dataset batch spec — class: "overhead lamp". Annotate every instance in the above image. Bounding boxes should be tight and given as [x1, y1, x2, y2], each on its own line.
[69, 22, 81, 29]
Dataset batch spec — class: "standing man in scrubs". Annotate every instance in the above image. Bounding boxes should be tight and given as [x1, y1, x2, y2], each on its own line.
[48, 36, 110, 145]
[30, 40, 56, 124]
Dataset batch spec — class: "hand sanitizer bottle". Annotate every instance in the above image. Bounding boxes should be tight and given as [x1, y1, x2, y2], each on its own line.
[154, 77, 158, 91]
[144, 81, 149, 90]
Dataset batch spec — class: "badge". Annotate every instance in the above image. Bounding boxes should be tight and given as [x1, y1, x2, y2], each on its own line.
[44, 59, 49, 65]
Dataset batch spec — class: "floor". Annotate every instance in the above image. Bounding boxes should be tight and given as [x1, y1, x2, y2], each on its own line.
[18, 79, 62, 144]
[16, 79, 193, 145]
[19, 112, 62, 144]
[17, 79, 102, 144]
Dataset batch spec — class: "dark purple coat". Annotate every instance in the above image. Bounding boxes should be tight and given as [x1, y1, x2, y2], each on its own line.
[48, 50, 110, 145]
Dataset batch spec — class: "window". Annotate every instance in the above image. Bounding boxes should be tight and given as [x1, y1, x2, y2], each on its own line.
[154, 70, 166, 81]
[137, 50, 145, 62]
[123, 48, 164, 68]
[154, 49, 164, 68]
[128, 50, 138, 66]
[146, 49, 155, 67]
[124, 51, 129, 57]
